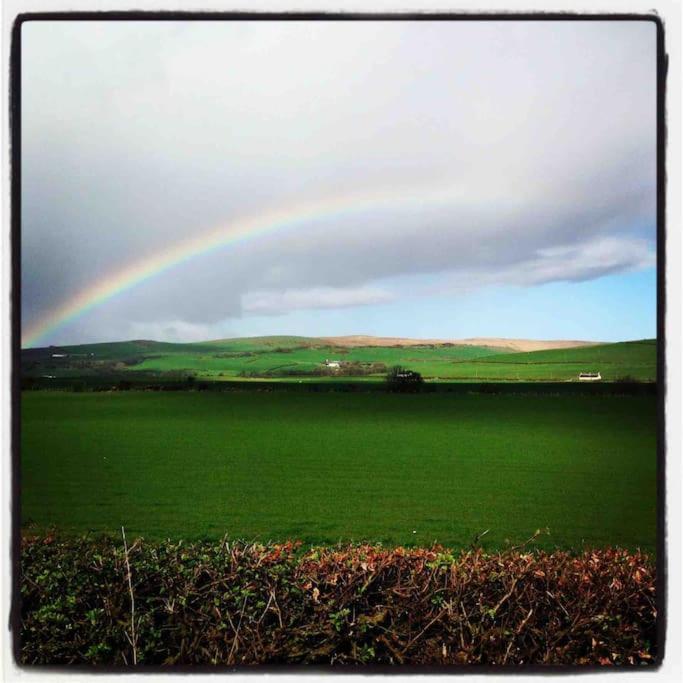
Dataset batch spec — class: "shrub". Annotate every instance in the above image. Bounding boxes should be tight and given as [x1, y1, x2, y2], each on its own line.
[386, 366, 424, 393]
[20, 536, 656, 667]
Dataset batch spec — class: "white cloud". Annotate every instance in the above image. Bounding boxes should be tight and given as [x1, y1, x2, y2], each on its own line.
[519, 237, 656, 286]
[434, 236, 655, 294]
[242, 235, 654, 317]
[127, 320, 215, 343]
[242, 286, 395, 315]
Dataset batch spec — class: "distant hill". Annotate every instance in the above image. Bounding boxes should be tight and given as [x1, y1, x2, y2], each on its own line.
[21, 336, 655, 385]
[458, 339, 656, 382]
[23, 334, 602, 356]
[320, 335, 601, 352]
[202, 335, 324, 350]
[479, 339, 656, 366]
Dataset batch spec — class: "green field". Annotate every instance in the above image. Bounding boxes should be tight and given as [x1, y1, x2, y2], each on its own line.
[22, 337, 656, 383]
[458, 340, 657, 381]
[22, 390, 657, 551]
[132, 344, 504, 379]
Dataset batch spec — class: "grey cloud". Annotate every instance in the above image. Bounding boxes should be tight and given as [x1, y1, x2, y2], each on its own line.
[20, 20, 656, 342]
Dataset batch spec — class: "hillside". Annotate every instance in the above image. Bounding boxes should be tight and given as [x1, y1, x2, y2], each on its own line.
[21, 336, 656, 384]
[455, 339, 657, 382]
[320, 335, 599, 352]
[478, 339, 656, 366]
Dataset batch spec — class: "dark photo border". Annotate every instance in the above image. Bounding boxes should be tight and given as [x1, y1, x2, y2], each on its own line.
[9, 10, 668, 673]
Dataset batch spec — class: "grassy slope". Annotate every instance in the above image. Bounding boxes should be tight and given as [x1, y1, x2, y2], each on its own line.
[21, 336, 323, 360]
[22, 337, 657, 381]
[202, 335, 325, 350]
[22, 391, 657, 551]
[456, 339, 657, 382]
[133, 343, 505, 377]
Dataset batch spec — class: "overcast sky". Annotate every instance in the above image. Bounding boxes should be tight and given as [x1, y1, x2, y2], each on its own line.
[21, 20, 657, 346]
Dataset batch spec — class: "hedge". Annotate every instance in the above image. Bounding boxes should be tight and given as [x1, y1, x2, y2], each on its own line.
[19, 535, 657, 667]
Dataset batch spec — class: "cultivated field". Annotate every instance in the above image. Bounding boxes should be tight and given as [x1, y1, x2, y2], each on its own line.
[21, 336, 656, 383]
[22, 390, 657, 551]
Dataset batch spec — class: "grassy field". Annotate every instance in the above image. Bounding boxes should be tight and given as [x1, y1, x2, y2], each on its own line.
[21, 390, 657, 551]
[22, 337, 656, 382]
[446, 340, 656, 382]
[132, 344, 504, 378]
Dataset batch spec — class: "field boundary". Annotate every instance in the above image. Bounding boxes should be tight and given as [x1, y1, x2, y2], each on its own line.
[21, 378, 658, 396]
[20, 535, 657, 667]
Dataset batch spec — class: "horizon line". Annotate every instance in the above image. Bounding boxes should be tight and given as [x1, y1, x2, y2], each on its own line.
[20, 333, 658, 351]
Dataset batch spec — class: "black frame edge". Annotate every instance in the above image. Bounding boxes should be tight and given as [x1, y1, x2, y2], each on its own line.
[8, 10, 667, 673]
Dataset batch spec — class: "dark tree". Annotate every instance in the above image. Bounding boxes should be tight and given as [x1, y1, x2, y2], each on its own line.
[386, 365, 424, 393]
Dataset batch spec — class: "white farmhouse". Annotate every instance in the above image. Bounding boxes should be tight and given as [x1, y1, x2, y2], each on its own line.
[578, 372, 602, 382]
[324, 359, 341, 369]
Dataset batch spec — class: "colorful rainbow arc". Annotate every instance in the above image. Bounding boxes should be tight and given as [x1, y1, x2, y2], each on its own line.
[22, 183, 464, 348]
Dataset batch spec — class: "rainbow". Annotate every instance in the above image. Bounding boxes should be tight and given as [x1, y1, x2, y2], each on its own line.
[22, 182, 464, 348]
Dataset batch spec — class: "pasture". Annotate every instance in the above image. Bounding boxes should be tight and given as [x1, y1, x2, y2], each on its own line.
[22, 337, 656, 383]
[21, 390, 657, 551]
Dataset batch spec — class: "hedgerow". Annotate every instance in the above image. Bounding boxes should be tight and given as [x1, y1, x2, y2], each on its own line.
[20, 535, 657, 667]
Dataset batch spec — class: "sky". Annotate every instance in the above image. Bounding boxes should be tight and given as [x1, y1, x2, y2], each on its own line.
[21, 20, 657, 347]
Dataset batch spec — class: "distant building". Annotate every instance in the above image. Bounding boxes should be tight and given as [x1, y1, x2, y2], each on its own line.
[51, 353, 67, 358]
[578, 372, 602, 381]
[324, 359, 341, 369]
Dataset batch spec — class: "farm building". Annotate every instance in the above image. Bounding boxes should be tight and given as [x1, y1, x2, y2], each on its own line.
[324, 360, 341, 369]
[578, 372, 602, 381]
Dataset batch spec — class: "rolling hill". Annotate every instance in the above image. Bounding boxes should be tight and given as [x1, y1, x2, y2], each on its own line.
[21, 336, 656, 383]
[321, 335, 600, 352]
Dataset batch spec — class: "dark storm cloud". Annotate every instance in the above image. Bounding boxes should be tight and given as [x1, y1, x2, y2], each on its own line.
[21, 20, 656, 343]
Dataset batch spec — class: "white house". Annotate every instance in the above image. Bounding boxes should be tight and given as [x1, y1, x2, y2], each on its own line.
[578, 372, 602, 381]
[324, 359, 341, 369]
